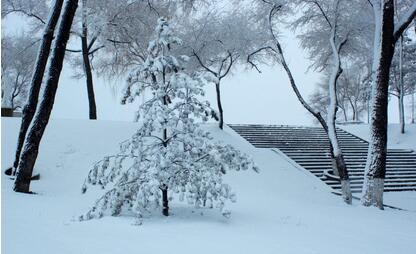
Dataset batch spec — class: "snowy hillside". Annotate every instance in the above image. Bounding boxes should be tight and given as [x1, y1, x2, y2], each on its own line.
[2, 118, 416, 254]
[340, 123, 416, 151]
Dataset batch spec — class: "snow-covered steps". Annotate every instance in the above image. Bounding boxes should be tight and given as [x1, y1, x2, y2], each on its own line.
[229, 124, 416, 193]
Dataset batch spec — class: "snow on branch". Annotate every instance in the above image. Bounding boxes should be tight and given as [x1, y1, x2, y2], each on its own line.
[393, 1, 416, 43]
[81, 18, 258, 222]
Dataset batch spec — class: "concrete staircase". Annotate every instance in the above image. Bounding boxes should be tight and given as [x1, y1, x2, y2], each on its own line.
[229, 124, 416, 193]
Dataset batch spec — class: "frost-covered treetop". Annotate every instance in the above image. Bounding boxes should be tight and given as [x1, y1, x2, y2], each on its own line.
[81, 18, 258, 222]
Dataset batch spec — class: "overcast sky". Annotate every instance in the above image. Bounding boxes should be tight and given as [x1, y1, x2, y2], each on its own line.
[2, 12, 405, 125]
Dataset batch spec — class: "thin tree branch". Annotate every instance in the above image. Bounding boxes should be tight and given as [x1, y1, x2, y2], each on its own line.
[3, 9, 46, 24]
[247, 46, 276, 73]
[88, 35, 99, 50]
[107, 38, 131, 44]
[192, 50, 218, 76]
[306, 0, 333, 29]
[393, 2, 416, 43]
[219, 51, 234, 79]
[66, 48, 82, 53]
[88, 45, 105, 55]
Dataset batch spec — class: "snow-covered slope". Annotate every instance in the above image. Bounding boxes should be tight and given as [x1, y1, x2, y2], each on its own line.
[2, 118, 416, 254]
[340, 123, 416, 151]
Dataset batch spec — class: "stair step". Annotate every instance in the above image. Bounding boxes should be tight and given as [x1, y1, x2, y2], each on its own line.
[310, 170, 416, 175]
[300, 165, 416, 168]
[229, 124, 416, 193]
[325, 178, 416, 184]
[290, 155, 416, 159]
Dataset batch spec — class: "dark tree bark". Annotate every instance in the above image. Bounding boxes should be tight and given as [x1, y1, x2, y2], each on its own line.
[13, 0, 79, 193]
[161, 93, 169, 216]
[354, 100, 359, 121]
[81, 0, 97, 120]
[81, 27, 97, 120]
[348, 98, 357, 121]
[192, 50, 233, 130]
[362, 0, 415, 209]
[10, 0, 64, 175]
[162, 186, 169, 216]
[341, 106, 348, 122]
[362, 0, 395, 209]
[215, 82, 224, 129]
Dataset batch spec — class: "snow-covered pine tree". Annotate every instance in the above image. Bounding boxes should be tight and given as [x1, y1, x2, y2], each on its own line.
[81, 18, 258, 221]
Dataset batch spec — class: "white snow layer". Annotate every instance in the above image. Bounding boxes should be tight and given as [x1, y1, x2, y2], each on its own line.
[2, 118, 416, 254]
[341, 123, 416, 151]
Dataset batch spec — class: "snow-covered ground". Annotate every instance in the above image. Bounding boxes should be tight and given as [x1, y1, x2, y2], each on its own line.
[2, 118, 416, 254]
[341, 123, 416, 151]
[340, 123, 416, 213]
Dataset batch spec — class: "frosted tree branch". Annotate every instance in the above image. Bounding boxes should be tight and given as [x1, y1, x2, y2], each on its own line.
[393, 2, 416, 43]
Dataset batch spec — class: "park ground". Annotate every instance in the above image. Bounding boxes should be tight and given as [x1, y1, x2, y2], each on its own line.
[1, 118, 416, 254]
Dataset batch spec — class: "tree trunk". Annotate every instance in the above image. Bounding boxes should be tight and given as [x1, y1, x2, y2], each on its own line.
[354, 100, 359, 121]
[273, 28, 351, 204]
[412, 91, 415, 124]
[161, 93, 169, 216]
[11, 0, 64, 174]
[162, 186, 169, 216]
[10, 100, 15, 114]
[81, 0, 97, 120]
[13, 0, 79, 193]
[361, 0, 395, 209]
[341, 107, 348, 122]
[399, 89, 405, 133]
[349, 99, 357, 121]
[398, 36, 405, 133]
[327, 24, 352, 204]
[352, 107, 356, 121]
[413, 24, 416, 124]
[215, 82, 224, 130]
[265, 3, 351, 204]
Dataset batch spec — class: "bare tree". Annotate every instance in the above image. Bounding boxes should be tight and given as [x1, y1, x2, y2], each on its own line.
[361, 0, 416, 209]
[80, 0, 97, 119]
[248, 0, 361, 203]
[1, 35, 38, 111]
[3, 0, 104, 121]
[340, 66, 372, 122]
[89, 1, 177, 77]
[66, 0, 109, 119]
[389, 31, 416, 133]
[4, 0, 65, 176]
[310, 64, 372, 123]
[181, 10, 267, 129]
[14, 0, 79, 193]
